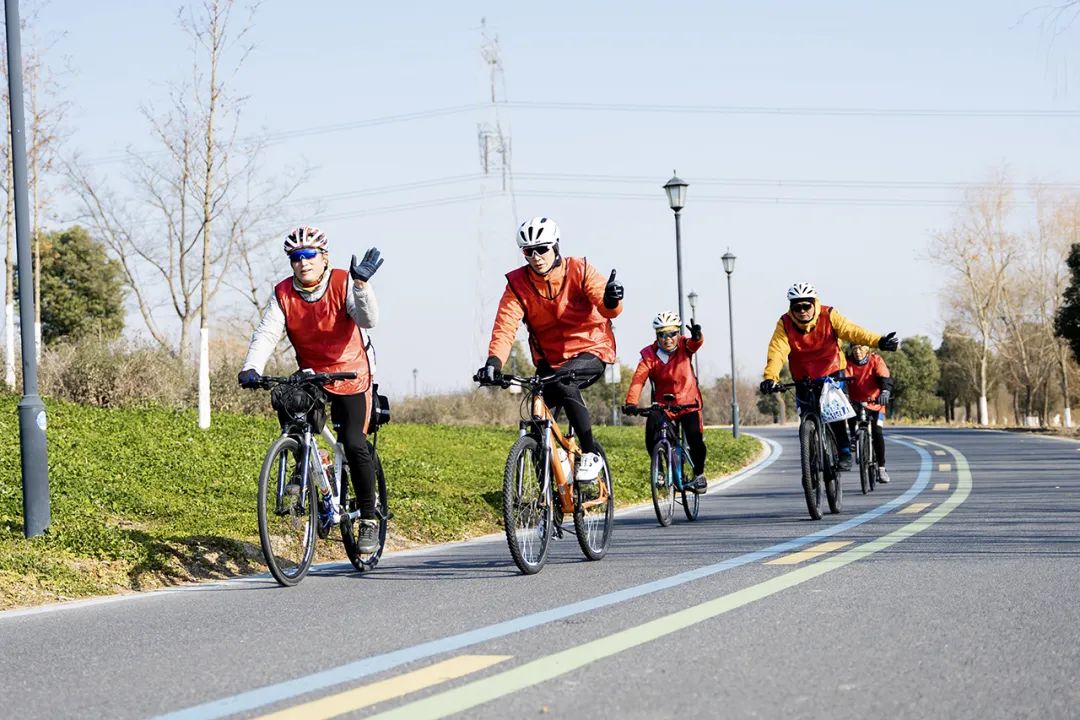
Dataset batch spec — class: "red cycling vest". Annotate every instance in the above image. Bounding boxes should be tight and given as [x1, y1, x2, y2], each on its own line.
[506, 256, 617, 368]
[274, 268, 370, 396]
[639, 338, 703, 428]
[782, 305, 842, 380]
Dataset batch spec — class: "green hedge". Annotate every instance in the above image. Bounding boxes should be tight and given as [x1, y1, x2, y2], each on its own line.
[0, 394, 760, 608]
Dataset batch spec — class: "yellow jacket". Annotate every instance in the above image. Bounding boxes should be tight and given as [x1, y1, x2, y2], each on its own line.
[762, 300, 882, 382]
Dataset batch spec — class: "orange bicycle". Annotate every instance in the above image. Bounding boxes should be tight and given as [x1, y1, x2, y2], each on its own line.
[475, 370, 615, 574]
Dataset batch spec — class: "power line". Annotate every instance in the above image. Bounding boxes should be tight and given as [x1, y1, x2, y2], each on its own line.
[515, 172, 1080, 191]
[499, 100, 1080, 118]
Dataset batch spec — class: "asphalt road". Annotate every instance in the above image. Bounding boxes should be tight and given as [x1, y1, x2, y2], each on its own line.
[2, 426, 1078, 719]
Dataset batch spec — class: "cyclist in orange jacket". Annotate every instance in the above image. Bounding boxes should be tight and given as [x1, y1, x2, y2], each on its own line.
[476, 216, 623, 486]
[759, 282, 898, 471]
[238, 226, 383, 552]
[624, 311, 708, 493]
[844, 343, 894, 483]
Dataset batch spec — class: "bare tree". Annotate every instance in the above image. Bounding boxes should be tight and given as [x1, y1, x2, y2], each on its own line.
[67, 0, 306, 427]
[930, 172, 1017, 425]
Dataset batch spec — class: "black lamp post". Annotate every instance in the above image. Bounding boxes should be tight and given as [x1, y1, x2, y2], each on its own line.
[722, 251, 739, 438]
[663, 172, 688, 329]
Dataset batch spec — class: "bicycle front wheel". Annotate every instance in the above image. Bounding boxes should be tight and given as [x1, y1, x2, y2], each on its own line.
[799, 418, 823, 521]
[575, 442, 614, 560]
[858, 430, 871, 495]
[257, 435, 317, 586]
[650, 443, 675, 527]
[503, 435, 553, 575]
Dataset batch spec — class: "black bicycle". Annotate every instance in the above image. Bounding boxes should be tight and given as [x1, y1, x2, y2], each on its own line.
[852, 399, 881, 495]
[249, 371, 390, 586]
[767, 377, 847, 520]
[624, 396, 701, 526]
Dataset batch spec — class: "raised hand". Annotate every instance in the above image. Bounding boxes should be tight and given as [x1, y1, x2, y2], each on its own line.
[603, 269, 623, 309]
[689, 319, 702, 341]
[878, 332, 899, 352]
[350, 247, 384, 282]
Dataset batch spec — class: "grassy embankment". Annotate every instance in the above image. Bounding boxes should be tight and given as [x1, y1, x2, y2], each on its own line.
[0, 395, 761, 609]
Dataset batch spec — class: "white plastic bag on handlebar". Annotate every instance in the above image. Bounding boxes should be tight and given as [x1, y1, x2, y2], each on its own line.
[819, 379, 856, 423]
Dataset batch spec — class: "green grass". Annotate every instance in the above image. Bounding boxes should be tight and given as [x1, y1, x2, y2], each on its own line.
[0, 394, 760, 608]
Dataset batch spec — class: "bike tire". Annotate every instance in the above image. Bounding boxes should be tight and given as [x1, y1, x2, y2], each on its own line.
[650, 442, 675, 527]
[257, 435, 317, 587]
[858, 430, 871, 495]
[341, 444, 389, 572]
[574, 442, 614, 560]
[680, 446, 700, 522]
[503, 434, 553, 574]
[799, 418, 823, 521]
[825, 430, 843, 514]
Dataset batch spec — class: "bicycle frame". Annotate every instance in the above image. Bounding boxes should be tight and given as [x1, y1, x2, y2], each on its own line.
[654, 415, 693, 491]
[520, 390, 609, 514]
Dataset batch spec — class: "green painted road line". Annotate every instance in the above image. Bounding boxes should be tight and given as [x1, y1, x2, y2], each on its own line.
[367, 438, 972, 720]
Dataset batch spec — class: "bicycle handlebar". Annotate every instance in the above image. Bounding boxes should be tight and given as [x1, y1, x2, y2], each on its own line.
[623, 402, 699, 416]
[472, 370, 577, 390]
[255, 371, 357, 389]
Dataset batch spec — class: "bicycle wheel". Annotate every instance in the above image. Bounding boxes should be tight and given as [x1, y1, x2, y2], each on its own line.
[257, 435, 317, 586]
[341, 444, 389, 572]
[825, 431, 843, 514]
[650, 442, 675, 527]
[798, 418, 823, 521]
[680, 444, 700, 522]
[503, 434, 553, 574]
[858, 429, 871, 495]
[575, 442, 614, 560]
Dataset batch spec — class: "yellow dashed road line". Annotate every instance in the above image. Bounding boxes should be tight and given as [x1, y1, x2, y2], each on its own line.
[766, 541, 853, 565]
[254, 655, 512, 720]
[939, 463, 952, 472]
[898, 502, 932, 515]
[934, 483, 950, 491]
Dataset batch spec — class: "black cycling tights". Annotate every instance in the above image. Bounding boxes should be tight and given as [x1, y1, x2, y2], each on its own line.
[537, 353, 606, 455]
[328, 391, 378, 518]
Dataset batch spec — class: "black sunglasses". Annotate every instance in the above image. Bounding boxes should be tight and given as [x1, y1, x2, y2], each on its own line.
[656, 330, 679, 339]
[522, 244, 554, 258]
[790, 301, 814, 312]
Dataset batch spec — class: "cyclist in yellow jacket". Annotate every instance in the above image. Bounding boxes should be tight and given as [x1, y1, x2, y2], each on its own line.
[759, 282, 898, 470]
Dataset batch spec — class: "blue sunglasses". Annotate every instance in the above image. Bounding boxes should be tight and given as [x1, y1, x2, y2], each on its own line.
[289, 248, 320, 262]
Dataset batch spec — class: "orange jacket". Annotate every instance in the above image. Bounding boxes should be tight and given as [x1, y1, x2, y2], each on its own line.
[275, 269, 371, 396]
[487, 256, 621, 368]
[762, 300, 882, 382]
[845, 353, 890, 412]
[626, 335, 703, 427]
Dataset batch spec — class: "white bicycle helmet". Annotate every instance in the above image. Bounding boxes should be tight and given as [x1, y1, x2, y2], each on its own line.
[283, 226, 328, 255]
[786, 282, 818, 301]
[516, 217, 560, 248]
[652, 311, 680, 330]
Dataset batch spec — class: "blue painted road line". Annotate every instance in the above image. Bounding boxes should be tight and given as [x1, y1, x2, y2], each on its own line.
[153, 438, 931, 720]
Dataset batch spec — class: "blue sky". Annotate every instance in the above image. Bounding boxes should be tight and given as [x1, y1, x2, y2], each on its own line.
[26, 1, 1080, 396]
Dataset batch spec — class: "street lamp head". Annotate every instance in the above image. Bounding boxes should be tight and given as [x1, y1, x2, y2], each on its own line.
[721, 250, 736, 275]
[663, 171, 688, 212]
[687, 290, 698, 309]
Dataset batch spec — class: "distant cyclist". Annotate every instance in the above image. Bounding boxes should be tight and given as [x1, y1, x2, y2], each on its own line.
[238, 226, 384, 553]
[759, 282, 898, 470]
[844, 343, 894, 483]
[624, 311, 708, 493]
[476, 216, 624, 486]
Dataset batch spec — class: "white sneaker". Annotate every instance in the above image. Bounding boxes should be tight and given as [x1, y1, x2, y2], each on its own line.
[575, 452, 603, 484]
[877, 467, 891, 484]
